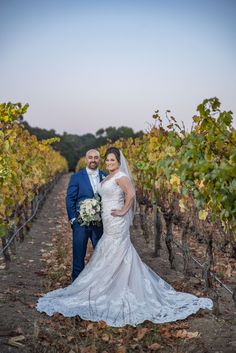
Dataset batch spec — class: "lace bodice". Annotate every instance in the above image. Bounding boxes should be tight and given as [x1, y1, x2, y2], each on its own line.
[98, 171, 130, 236]
[99, 171, 126, 201]
[99, 171, 126, 208]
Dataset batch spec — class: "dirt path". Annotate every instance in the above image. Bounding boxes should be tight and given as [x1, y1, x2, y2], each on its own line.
[0, 173, 235, 353]
[0, 174, 71, 352]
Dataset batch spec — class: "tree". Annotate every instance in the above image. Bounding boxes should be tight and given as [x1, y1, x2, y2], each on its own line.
[22, 121, 142, 171]
[96, 128, 105, 137]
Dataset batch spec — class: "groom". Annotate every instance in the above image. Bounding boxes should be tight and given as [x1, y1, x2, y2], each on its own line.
[66, 149, 107, 282]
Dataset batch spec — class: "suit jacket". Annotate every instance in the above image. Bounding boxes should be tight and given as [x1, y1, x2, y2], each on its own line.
[66, 168, 107, 221]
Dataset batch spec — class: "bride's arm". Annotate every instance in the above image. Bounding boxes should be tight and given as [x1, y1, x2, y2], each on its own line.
[111, 176, 135, 217]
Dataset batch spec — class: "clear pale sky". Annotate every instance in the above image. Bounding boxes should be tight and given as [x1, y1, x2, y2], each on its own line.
[0, 0, 235, 134]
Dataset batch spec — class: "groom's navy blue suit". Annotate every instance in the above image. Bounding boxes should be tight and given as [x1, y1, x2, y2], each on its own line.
[66, 168, 107, 281]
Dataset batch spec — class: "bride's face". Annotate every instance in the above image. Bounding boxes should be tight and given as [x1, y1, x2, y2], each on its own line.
[105, 153, 120, 173]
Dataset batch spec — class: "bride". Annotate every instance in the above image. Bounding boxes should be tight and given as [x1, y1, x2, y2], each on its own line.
[36, 147, 213, 327]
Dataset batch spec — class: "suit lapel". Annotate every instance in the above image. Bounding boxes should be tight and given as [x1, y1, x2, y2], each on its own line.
[83, 169, 94, 196]
[99, 170, 104, 182]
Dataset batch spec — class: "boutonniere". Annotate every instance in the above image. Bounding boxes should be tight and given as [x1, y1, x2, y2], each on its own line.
[101, 174, 106, 180]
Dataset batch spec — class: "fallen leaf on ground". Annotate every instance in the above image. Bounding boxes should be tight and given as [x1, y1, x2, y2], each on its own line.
[137, 327, 149, 340]
[33, 292, 45, 297]
[80, 346, 97, 353]
[148, 342, 162, 350]
[8, 335, 25, 347]
[86, 322, 94, 331]
[174, 329, 200, 339]
[116, 346, 126, 353]
[101, 333, 110, 342]
[130, 344, 139, 349]
[97, 320, 107, 329]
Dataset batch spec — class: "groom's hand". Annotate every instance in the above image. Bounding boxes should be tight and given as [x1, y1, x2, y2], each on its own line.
[111, 209, 125, 217]
[70, 217, 77, 228]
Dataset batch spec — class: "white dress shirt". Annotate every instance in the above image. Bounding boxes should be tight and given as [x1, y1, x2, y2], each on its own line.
[86, 167, 100, 194]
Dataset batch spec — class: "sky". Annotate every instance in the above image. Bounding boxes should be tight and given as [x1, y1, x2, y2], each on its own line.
[0, 0, 235, 135]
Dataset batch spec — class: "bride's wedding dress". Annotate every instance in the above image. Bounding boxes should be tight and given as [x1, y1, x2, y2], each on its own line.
[37, 171, 213, 327]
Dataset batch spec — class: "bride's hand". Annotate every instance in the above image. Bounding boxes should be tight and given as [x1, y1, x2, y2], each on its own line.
[111, 209, 125, 217]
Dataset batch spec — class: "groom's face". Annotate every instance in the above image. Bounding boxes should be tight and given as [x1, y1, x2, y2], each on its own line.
[86, 151, 100, 170]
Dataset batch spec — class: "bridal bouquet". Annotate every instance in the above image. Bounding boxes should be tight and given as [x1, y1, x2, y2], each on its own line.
[78, 195, 102, 227]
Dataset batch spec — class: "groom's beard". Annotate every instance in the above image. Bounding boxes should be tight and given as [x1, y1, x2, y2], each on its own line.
[88, 162, 99, 170]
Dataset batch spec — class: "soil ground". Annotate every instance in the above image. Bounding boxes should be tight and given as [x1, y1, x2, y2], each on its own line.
[0, 174, 236, 353]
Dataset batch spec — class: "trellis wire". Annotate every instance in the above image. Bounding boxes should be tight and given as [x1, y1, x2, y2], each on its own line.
[172, 239, 234, 296]
[140, 202, 235, 302]
[0, 175, 60, 258]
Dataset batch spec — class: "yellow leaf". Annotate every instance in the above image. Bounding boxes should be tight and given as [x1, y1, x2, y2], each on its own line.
[179, 199, 186, 212]
[198, 210, 208, 220]
[170, 174, 181, 187]
[199, 180, 205, 189]
[169, 174, 181, 192]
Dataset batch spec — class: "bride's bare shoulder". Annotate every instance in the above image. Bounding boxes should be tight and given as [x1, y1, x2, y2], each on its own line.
[115, 172, 130, 186]
[115, 171, 128, 179]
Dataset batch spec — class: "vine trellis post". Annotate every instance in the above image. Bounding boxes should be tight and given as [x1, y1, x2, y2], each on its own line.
[139, 203, 149, 243]
[153, 201, 162, 257]
[163, 211, 176, 270]
[181, 220, 193, 279]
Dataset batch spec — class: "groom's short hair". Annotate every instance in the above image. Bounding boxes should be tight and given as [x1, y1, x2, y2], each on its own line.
[86, 149, 100, 157]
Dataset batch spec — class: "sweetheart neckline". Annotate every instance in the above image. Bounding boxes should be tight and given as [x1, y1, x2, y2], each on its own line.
[100, 170, 125, 187]
[101, 171, 120, 186]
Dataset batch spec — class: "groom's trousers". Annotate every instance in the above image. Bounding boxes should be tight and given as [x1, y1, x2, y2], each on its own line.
[72, 222, 103, 282]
